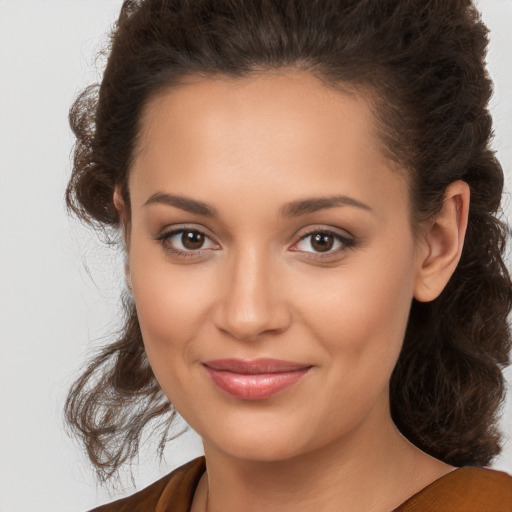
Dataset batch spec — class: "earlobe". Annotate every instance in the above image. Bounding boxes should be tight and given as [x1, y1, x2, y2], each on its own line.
[113, 185, 131, 250]
[414, 180, 470, 303]
[113, 185, 125, 216]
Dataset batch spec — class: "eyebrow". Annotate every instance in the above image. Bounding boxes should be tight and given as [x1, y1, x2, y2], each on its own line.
[280, 195, 373, 217]
[143, 192, 372, 217]
[143, 192, 218, 217]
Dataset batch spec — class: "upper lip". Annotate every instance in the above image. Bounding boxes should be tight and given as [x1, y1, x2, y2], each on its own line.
[202, 358, 312, 374]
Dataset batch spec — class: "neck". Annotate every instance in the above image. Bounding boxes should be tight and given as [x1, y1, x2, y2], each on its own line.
[194, 404, 453, 512]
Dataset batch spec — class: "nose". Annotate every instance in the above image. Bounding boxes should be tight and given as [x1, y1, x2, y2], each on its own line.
[213, 247, 291, 341]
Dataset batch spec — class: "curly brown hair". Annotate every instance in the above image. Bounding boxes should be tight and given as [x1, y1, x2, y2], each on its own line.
[65, 0, 512, 482]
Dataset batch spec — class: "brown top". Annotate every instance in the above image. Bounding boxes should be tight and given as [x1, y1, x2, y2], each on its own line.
[90, 456, 512, 512]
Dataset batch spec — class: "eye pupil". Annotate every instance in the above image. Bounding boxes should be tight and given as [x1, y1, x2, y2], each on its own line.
[311, 233, 334, 252]
[182, 230, 205, 250]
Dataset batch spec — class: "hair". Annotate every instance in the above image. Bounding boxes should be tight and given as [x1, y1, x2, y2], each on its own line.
[65, 0, 512, 482]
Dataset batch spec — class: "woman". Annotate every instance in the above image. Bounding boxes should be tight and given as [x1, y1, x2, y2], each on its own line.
[65, 0, 512, 510]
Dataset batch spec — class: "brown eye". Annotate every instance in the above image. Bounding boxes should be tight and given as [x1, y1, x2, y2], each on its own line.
[310, 233, 334, 252]
[291, 229, 355, 257]
[156, 227, 219, 257]
[182, 230, 205, 250]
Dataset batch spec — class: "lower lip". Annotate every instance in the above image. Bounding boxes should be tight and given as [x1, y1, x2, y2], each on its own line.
[204, 366, 311, 400]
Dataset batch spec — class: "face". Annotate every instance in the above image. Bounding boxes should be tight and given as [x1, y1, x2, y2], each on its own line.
[124, 71, 424, 462]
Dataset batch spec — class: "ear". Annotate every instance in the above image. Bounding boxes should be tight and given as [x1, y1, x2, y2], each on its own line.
[414, 180, 470, 303]
[113, 185, 131, 251]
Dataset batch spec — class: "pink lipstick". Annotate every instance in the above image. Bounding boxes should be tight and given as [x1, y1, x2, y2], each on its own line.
[202, 358, 312, 400]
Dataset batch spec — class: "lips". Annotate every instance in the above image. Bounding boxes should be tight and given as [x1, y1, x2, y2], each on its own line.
[202, 358, 312, 400]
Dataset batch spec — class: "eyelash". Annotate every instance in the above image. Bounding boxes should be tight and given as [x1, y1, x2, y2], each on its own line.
[292, 229, 357, 260]
[154, 227, 357, 260]
[154, 228, 219, 259]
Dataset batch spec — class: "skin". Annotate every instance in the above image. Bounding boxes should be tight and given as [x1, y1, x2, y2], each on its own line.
[115, 70, 470, 512]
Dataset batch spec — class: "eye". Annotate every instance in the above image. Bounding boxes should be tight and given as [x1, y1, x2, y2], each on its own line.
[155, 228, 219, 258]
[291, 229, 356, 257]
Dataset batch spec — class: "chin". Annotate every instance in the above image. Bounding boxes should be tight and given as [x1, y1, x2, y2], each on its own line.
[198, 412, 326, 463]
[212, 435, 306, 463]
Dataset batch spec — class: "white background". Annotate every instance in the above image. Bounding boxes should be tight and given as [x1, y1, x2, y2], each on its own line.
[0, 1, 510, 511]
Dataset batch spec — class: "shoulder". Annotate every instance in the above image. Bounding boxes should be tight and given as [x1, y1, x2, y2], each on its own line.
[88, 457, 206, 512]
[395, 466, 512, 512]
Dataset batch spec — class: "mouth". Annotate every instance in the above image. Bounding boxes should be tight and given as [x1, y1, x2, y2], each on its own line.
[202, 358, 313, 400]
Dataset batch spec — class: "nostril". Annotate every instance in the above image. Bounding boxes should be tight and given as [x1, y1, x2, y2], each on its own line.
[213, 295, 292, 341]
[212, 256, 292, 340]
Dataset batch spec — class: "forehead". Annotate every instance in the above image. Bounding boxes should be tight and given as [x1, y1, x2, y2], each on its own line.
[129, 71, 410, 218]
[136, 71, 377, 158]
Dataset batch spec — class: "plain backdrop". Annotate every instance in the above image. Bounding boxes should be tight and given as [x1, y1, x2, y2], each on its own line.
[0, 1, 510, 511]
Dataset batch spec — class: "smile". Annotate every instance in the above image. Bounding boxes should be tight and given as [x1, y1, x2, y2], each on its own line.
[202, 358, 313, 400]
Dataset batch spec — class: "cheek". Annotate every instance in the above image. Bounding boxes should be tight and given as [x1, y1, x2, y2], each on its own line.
[129, 241, 215, 365]
[294, 244, 417, 367]
[285, 245, 417, 440]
